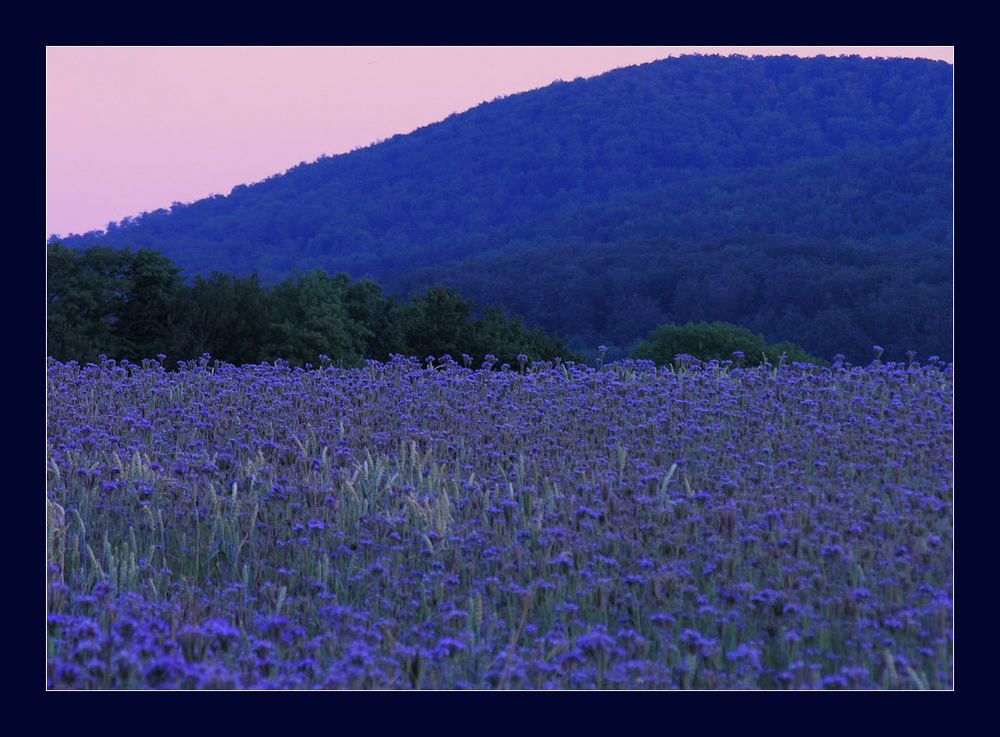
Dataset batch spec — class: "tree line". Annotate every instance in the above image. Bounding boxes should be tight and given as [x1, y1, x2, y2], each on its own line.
[48, 243, 829, 371]
[46, 243, 580, 369]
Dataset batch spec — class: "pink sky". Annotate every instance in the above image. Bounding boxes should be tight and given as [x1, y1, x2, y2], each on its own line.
[45, 45, 954, 239]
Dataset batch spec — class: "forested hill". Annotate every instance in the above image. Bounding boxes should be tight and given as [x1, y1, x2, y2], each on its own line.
[52, 54, 953, 364]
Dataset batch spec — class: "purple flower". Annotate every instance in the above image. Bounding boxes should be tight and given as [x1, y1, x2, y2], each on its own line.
[577, 627, 617, 655]
[433, 637, 466, 658]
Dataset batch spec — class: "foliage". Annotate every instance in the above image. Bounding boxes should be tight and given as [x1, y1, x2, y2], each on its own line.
[265, 271, 365, 367]
[168, 271, 275, 366]
[46, 245, 581, 368]
[46, 243, 184, 363]
[631, 321, 823, 366]
[406, 233, 951, 365]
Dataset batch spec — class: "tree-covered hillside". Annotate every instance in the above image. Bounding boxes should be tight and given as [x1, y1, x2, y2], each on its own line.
[52, 54, 953, 364]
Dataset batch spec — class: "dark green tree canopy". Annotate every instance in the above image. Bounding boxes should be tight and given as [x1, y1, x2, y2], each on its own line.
[631, 321, 822, 367]
[46, 243, 183, 363]
[46, 245, 581, 368]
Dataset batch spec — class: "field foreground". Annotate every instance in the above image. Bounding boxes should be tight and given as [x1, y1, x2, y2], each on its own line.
[46, 354, 954, 689]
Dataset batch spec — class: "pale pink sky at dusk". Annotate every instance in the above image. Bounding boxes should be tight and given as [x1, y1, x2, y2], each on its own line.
[45, 45, 954, 239]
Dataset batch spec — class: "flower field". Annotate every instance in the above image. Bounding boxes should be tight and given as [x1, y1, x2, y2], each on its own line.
[45, 353, 953, 689]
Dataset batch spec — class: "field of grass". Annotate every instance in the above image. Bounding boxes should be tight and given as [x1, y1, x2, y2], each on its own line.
[45, 352, 953, 689]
